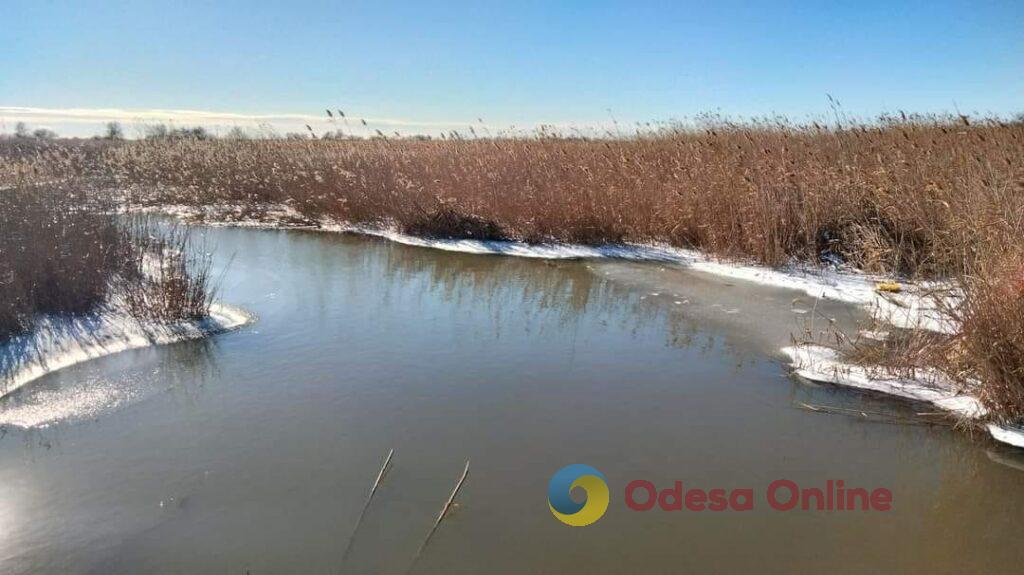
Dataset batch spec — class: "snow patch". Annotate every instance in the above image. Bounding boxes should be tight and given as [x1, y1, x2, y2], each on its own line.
[1, 303, 252, 399]
[782, 344, 1024, 449]
[782, 344, 986, 419]
[987, 424, 1024, 449]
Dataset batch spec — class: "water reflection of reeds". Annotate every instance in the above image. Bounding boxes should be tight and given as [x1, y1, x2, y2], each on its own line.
[365, 236, 713, 353]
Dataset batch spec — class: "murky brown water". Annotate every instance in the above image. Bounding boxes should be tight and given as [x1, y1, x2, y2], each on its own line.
[1, 227, 1022, 574]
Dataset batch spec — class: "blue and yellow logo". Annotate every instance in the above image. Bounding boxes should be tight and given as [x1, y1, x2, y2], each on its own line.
[548, 464, 610, 526]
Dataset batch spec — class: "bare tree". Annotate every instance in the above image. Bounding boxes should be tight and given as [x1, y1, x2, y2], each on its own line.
[104, 121, 124, 140]
[225, 126, 249, 140]
[14, 122, 29, 138]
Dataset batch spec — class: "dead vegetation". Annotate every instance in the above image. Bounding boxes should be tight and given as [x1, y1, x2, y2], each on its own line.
[0, 185, 212, 341]
[957, 254, 1024, 421]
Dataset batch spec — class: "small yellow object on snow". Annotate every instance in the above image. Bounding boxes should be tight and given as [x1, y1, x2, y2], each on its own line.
[875, 281, 902, 293]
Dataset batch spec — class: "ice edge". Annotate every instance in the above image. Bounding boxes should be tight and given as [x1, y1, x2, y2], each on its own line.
[1, 303, 253, 399]
[781, 345, 1024, 449]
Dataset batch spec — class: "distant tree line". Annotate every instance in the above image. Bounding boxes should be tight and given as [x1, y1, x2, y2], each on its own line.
[2, 120, 452, 142]
[5, 122, 59, 140]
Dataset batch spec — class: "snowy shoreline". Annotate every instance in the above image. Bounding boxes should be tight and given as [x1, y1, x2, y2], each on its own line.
[1, 303, 252, 399]
[132, 203, 1024, 449]
[782, 344, 1024, 449]
[137, 203, 955, 332]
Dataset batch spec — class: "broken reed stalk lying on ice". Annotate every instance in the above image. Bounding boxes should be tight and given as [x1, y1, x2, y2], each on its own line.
[796, 401, 948, 426]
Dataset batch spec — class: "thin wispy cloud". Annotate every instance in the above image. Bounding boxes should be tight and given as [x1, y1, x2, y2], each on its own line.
[0, 106, 616, 138]
[0, 106, 465, 127]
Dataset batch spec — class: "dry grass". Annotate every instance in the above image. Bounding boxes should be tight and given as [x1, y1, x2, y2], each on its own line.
[43, 114, 1016, 279]
[2, 114, 1022, 420]
[0, 184, 212, 341]
[0, 186, 124, 338]
[957, 253, 1024, 421]
[118, 220, 215, 323]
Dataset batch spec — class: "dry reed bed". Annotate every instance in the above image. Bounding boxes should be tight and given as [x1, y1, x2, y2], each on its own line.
[1, 116, 1022, 420]
[0, 185, 213, 343]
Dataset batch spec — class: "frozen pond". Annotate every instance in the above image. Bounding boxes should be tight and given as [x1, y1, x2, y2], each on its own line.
[1, 226, 1023, 573]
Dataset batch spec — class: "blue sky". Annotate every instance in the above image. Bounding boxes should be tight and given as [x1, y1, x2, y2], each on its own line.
[3, 0, 1022, 136]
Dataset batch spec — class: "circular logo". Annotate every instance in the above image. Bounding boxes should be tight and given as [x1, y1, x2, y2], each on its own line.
[548, 464, 609, 526]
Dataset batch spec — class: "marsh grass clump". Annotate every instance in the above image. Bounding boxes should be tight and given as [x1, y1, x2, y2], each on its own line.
[118, 220, 215, 322]
[0, 185, 213, 341]
[403, 205, 507, 241]
[0, 186, 124, 338]
[842, 259, 1024, 424]
[955, 254, 1024, 421]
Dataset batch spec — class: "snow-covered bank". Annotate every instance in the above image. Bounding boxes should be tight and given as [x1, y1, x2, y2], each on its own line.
[1, 303, 252, 399]
[782, 345, 1024, 448]
[345, 224, 958, 333]
[782, 345, 985, 418]
[137, 203, 957, 334]
[987, 423, 1024, 449]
